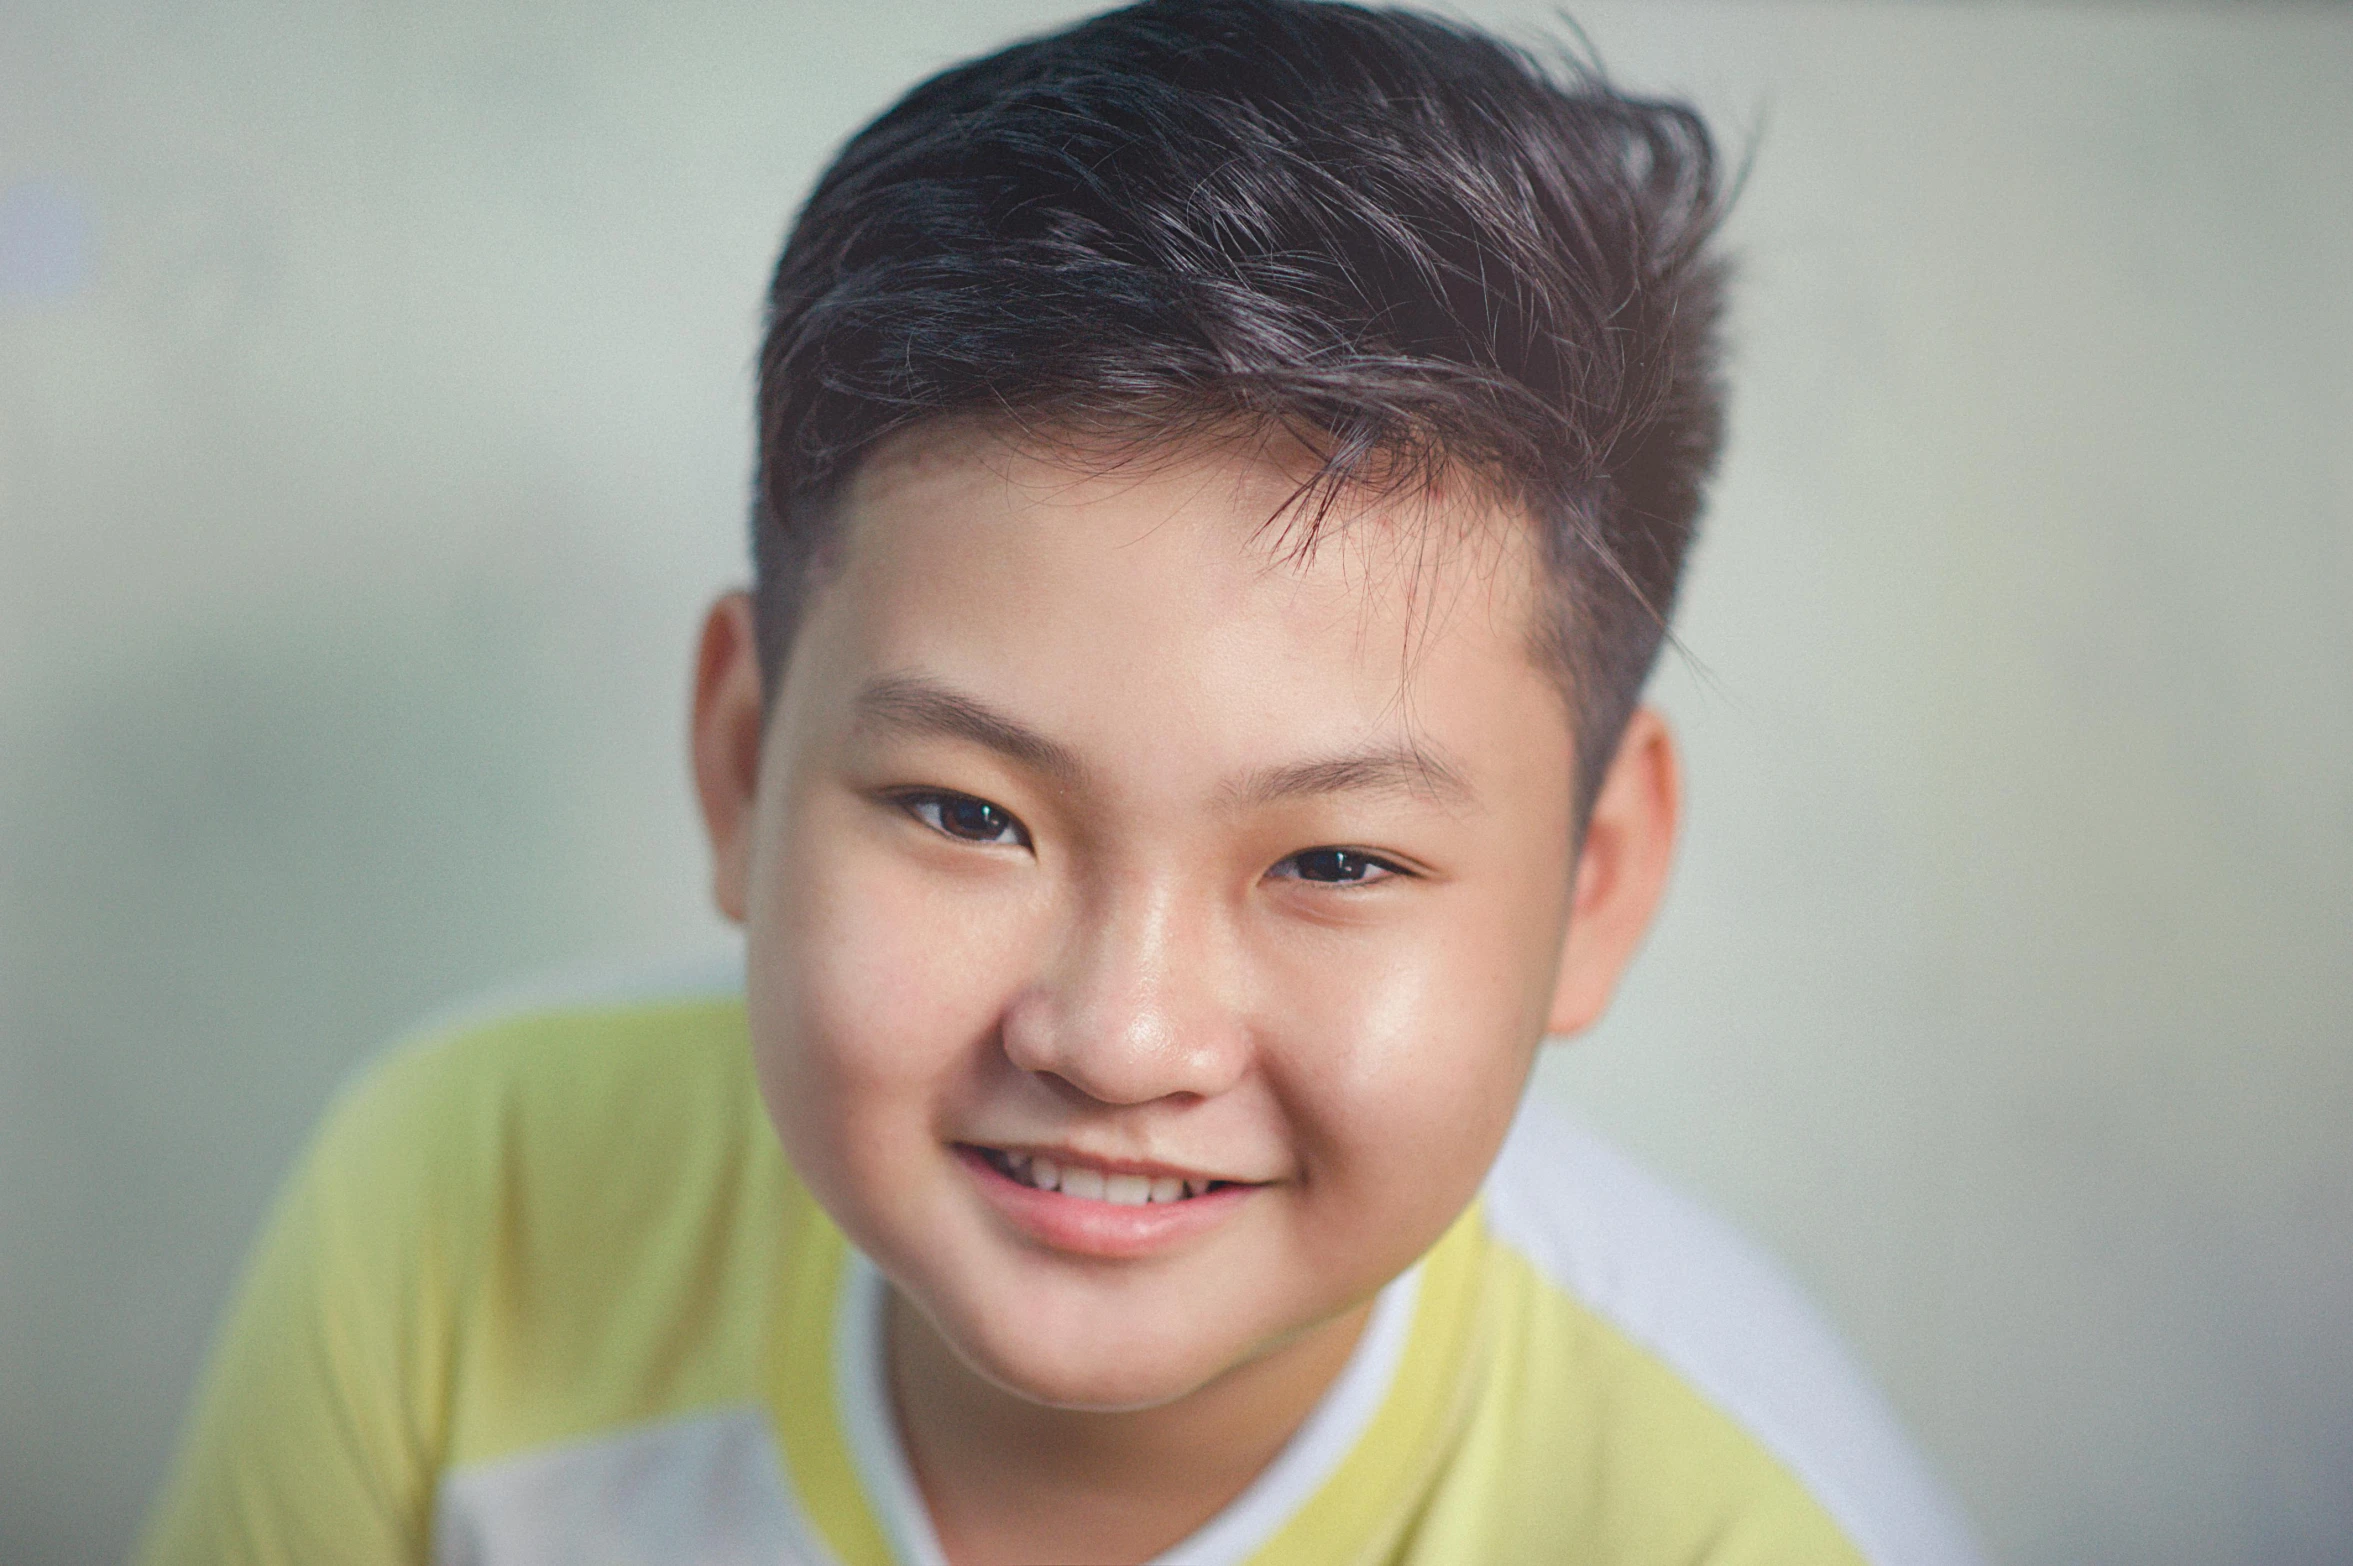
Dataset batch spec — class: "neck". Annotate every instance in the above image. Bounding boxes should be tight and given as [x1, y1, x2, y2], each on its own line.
[886, 1289, 1374, 1566]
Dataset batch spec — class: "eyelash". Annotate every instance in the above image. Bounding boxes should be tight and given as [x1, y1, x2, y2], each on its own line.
[1267, 847, 1410, 887]
[891, 790, 1031, 848]
[891, 790, 1410, 888]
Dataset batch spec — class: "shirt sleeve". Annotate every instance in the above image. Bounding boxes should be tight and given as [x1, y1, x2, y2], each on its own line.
[138, 1044, 470, 1565]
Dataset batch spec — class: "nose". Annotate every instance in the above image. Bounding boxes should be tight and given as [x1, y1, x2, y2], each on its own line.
[999, 877, 1251, 1105]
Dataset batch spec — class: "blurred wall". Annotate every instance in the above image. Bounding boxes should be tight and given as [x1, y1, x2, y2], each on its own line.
[3, 3, 2347, 1562]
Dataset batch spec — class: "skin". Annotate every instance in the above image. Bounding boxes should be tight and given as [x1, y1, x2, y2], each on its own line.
[691, 422, 1681, 1565]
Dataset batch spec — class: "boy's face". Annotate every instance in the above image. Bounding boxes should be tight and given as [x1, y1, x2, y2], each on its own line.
[696, 423, 1668, 1411]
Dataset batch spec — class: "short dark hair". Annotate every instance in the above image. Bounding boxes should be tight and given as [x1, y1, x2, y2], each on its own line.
[752, 0, 1729, 808]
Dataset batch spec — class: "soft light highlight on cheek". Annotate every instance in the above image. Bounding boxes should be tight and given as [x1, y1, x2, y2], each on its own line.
[1262, 938, 1448, 1164]
[1261, 897, 1553, 1233]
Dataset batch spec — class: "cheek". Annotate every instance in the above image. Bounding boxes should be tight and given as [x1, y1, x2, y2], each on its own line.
[1268, 894, 1559, 1226]
[746, 794, 1030, 1159]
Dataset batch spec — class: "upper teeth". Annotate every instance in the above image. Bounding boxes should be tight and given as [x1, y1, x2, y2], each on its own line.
[1002, 1151, 1206, 1204]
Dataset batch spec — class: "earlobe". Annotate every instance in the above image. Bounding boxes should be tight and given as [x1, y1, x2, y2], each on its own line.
[1545, 707, 1682, 1038]
[689, 591, 767, 925]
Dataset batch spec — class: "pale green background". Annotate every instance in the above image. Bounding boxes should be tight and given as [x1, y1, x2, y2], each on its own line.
[3, 2, 2348, 1562]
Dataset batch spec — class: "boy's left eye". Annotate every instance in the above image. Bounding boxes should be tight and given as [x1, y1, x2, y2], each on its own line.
[1269, 848, 1404, 886]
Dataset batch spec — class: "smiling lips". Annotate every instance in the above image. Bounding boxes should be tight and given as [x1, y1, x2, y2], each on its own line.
[957, 1143, 1260, 1257]
[975, 1145, 1222, 1204]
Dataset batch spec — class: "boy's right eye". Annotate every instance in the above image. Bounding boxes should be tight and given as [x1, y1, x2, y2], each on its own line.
[895, 790, 1030, 848]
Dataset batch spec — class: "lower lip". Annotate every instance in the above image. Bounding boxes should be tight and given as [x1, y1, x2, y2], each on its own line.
[955, 1145, 1258, 1259]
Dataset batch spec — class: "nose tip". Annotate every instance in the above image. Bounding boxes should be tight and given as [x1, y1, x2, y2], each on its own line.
[999, 900, 1248, 1104]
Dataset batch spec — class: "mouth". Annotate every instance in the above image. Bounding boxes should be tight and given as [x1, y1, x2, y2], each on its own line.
[953, 1143, 1260, 1257]
[965, 1145, 1240, 1205]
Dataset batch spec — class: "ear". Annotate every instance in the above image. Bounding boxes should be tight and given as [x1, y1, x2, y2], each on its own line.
[690, 591, 766, 925]
[1546, 706, 1682, 1037]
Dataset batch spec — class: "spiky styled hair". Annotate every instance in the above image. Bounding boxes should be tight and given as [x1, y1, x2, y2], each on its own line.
[752, 0, 1729, 807]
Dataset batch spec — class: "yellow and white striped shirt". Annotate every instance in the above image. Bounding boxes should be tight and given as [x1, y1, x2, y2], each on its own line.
[143, 971, 1981, 1565]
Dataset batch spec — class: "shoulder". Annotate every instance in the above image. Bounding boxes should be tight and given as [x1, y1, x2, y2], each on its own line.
[332, 953, 796, 1461]
[281, 951, 771, 1338]
[327, 950, 757, 1185]
[374, 949, 752, 1101]
[1478, 1100, 1984, 1566]
[136, 955, 780, 1561]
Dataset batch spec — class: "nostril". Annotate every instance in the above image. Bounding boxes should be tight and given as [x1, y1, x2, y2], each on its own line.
[997, 957, 1251, 1106]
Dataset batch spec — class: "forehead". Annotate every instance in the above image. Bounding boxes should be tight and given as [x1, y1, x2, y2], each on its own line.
[839, 420, 1547, 647]
[799, 420, 1575, 789]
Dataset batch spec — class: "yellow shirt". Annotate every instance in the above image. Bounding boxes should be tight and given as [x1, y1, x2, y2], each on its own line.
[141, 973, 1981, 1565]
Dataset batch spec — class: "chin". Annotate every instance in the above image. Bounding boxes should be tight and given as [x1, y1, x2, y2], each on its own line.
[930, 1287, 1245, 1414]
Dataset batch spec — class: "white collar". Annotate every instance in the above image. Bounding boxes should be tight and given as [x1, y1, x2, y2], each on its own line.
[833, 1252, 1422, 1566]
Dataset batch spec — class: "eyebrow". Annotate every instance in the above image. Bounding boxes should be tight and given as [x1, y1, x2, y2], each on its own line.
[851, 673, 1473, 809]
[852, 675, 1086, 782]
[1233, 743, 1475, 809]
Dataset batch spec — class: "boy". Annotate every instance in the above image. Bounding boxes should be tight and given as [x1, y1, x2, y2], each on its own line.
[143, 1, 1982, 1561]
